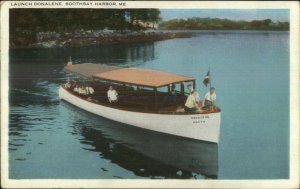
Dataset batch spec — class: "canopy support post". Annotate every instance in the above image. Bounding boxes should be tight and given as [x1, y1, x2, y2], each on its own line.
[180, 83, 184, 94]
[154, 87, 158, 109]
[192, 80, 196, 90]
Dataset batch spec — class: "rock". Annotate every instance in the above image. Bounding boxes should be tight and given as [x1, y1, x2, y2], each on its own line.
[42, 41, 57, 48]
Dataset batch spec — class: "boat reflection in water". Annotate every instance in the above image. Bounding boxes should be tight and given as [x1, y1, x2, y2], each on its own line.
[62, 101, 218, 179]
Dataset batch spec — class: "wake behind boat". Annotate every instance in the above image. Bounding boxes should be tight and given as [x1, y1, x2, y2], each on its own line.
[59, 62, 221, 143]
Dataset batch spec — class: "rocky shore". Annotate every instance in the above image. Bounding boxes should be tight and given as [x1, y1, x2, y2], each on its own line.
[10, 29, 192, 48]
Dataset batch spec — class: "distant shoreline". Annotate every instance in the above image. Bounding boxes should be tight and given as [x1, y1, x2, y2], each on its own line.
[160, 18, 289, 31]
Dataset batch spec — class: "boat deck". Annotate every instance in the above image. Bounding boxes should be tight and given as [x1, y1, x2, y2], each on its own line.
[63, 81, 220, 114]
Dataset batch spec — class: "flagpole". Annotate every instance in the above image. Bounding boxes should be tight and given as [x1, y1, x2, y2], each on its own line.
[209, 66, 212, 103]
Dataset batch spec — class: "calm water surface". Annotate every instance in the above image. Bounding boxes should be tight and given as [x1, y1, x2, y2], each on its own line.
[9, 30, 289, 179]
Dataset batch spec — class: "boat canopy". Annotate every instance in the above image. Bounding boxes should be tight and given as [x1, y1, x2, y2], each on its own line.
[65, 63, 195, 88]
[93, 68, 195, 88]
[64, 63, 121, 78]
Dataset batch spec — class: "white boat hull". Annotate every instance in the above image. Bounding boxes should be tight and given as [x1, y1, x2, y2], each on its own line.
[59, 87, 221, 143]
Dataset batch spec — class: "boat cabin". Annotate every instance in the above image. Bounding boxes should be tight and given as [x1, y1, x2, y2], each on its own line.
[63, 63, 216, 114]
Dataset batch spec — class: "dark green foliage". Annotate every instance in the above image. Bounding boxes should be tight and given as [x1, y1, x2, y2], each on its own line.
[9, 9, 161, 45]
[160, 17, 289, 31]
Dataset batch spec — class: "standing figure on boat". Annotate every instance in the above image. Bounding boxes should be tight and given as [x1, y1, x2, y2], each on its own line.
[204, 87, 217, 107]
[107, 86, 118, 103]
[187, 84, 201, 106]
[184, 91, 199, 113]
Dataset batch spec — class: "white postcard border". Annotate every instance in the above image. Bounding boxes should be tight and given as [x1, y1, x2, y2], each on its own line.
[1, 1, 299, 188]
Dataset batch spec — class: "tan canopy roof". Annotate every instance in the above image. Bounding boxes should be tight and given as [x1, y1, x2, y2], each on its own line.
[64, 63, 120, 78]
[65, 63, 195, 87]
[93, 68, 195, 87]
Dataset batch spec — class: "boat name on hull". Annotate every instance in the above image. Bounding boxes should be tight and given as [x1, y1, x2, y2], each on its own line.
[191, 115, 210, 124]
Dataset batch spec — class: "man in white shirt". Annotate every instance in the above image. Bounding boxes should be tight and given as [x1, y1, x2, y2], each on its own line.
[184, 91, 199, 113]
[187, 84, 200, 105]
[107, 86, 118, 103]
[204, 87, 216, 106]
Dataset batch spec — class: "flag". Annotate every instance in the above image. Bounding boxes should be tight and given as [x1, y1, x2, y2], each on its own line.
[203, 70, 210, 87]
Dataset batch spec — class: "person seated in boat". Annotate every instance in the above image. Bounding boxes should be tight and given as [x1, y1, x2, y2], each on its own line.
[64, 81, 71, 89]
[202, 87, 217, 111]
[184, 91, 199, 113]
[107, 86, 118, 103]
[86, 86, 95, 95]
[70, 80, 76, 89]
[204, 87, 216, 106]
[73, 85, 79, 93]
[83, 85, 88, 95]
[78, 85, 87, 95]
[187, 84, 201, 106]
[78, 85, 83, 94]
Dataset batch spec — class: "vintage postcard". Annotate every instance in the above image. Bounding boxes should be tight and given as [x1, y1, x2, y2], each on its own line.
[1, 1, 299, 188]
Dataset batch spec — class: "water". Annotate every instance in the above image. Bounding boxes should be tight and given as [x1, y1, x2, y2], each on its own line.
[8, 30, 289, 179]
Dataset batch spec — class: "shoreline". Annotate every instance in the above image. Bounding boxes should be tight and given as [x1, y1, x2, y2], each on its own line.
[10, 29, 287, 49]
[10, 30, 192, 49]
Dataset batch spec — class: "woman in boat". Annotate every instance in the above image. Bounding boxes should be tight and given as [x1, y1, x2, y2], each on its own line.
[86, 85, 95, 95]
[78, 85, 84, 95]
[73, 85, 79, 93]
[107, 86, 118, 103]
[184, 91, 199, 113]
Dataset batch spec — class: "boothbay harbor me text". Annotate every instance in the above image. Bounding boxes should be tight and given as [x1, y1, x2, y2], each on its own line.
[65, 2, 124, 6]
